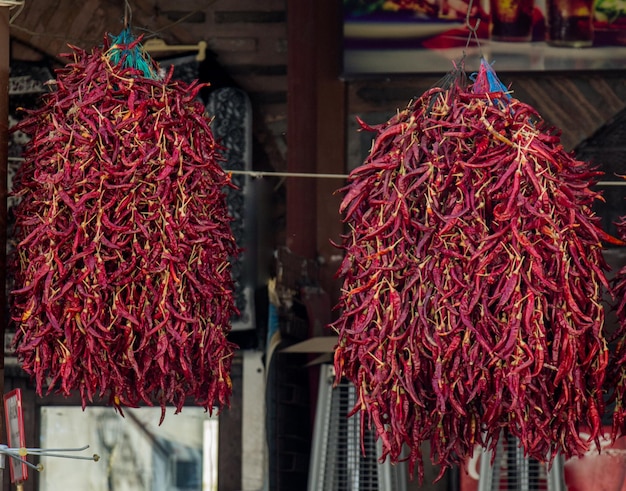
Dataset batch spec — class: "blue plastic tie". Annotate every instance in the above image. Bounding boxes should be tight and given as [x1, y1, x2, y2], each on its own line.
[484, 61, 510, 98]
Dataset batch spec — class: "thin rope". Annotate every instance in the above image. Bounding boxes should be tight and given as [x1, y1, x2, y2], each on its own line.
[124, 0, 132, 29]
[228, 169, 349, 179]
[7, 157, 626, 185]
[5, 158, 626, 185]
[5, 157, 350, 179]
[9, 4, 215, 45]
[139, 4, 217, 40]
[230, 171, 626, 186]
[0, 0, 25, 23]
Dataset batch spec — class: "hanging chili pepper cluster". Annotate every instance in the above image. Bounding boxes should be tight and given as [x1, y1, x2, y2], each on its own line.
[332, 60, 615, 481]
[10, 31, 238, 420]
[607, 216, 626, 437]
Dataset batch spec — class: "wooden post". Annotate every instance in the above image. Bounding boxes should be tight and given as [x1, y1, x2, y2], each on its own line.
[314, 0, 346, 307]
[286, 0, 317, 259]
[0, 4, 9, 488]
[286, 0, 346, 291]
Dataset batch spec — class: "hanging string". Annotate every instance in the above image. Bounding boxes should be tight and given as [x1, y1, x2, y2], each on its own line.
[141, 3, 217, 40]
[8, 4, 210, 46]
[0, 0, 25, 23]
[124, 0, 132, 30]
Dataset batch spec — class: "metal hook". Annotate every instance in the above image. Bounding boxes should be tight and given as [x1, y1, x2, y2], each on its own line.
[464, 0, 477, 27]
[465, 18, 482, 50]
[464, 0, 482, 51]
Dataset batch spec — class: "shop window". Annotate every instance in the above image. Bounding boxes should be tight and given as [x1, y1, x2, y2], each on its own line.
[38, 406, 218, 491]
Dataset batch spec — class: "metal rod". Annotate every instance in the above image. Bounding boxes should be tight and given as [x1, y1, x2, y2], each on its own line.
[25, 452, 98, 461]
[0, 7, 10, 486]
[0, 450, 40, 471]
[22, 445, 90, 453]
[0, 444, 99, 467]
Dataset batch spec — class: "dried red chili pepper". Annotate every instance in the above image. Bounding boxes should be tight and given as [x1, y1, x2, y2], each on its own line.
[10, 30, 238, 421]
[333, 59, 616, 482]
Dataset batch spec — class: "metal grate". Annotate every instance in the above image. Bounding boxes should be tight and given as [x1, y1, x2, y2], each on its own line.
[308, 364, 407, 491]
[478, 435, 564, 491]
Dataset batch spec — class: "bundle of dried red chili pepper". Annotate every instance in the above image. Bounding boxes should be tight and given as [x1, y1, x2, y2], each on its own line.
[333, 59, 613, 481]
[607, 219, 626, 437]
[10, 32, 238, 420]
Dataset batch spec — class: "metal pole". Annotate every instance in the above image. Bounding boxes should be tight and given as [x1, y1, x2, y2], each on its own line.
[0, 5, 9, 489]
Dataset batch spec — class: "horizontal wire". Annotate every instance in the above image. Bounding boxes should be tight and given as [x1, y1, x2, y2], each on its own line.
[229, 169, 349, 179]
[5, 157, 348, 179]
[7, 157, 626, 185]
